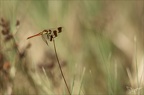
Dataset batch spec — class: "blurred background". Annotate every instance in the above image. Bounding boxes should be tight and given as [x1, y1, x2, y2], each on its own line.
[0, 0, 144, 95]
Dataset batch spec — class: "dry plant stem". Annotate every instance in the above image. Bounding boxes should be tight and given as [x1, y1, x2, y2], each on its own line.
[52, 39, 71, 95]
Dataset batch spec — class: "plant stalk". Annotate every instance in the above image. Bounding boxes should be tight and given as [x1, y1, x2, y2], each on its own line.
[52, 39, 71, 95]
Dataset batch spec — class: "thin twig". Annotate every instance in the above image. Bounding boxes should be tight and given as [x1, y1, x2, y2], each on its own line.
[52, 39, 71, 95]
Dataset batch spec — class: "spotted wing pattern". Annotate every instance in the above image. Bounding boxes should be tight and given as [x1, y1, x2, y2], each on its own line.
[46, 27, 62, 41]
[27, 27, 63, 45]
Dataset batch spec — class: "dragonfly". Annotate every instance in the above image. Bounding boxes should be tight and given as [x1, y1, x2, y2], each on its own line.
[27, 27, 62, 45]
[27, 26, 71, 95]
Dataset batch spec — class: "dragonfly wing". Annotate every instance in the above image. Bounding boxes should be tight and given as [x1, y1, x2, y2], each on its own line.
[57, 27, 62, 33]
[41, 33, 49, 45]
